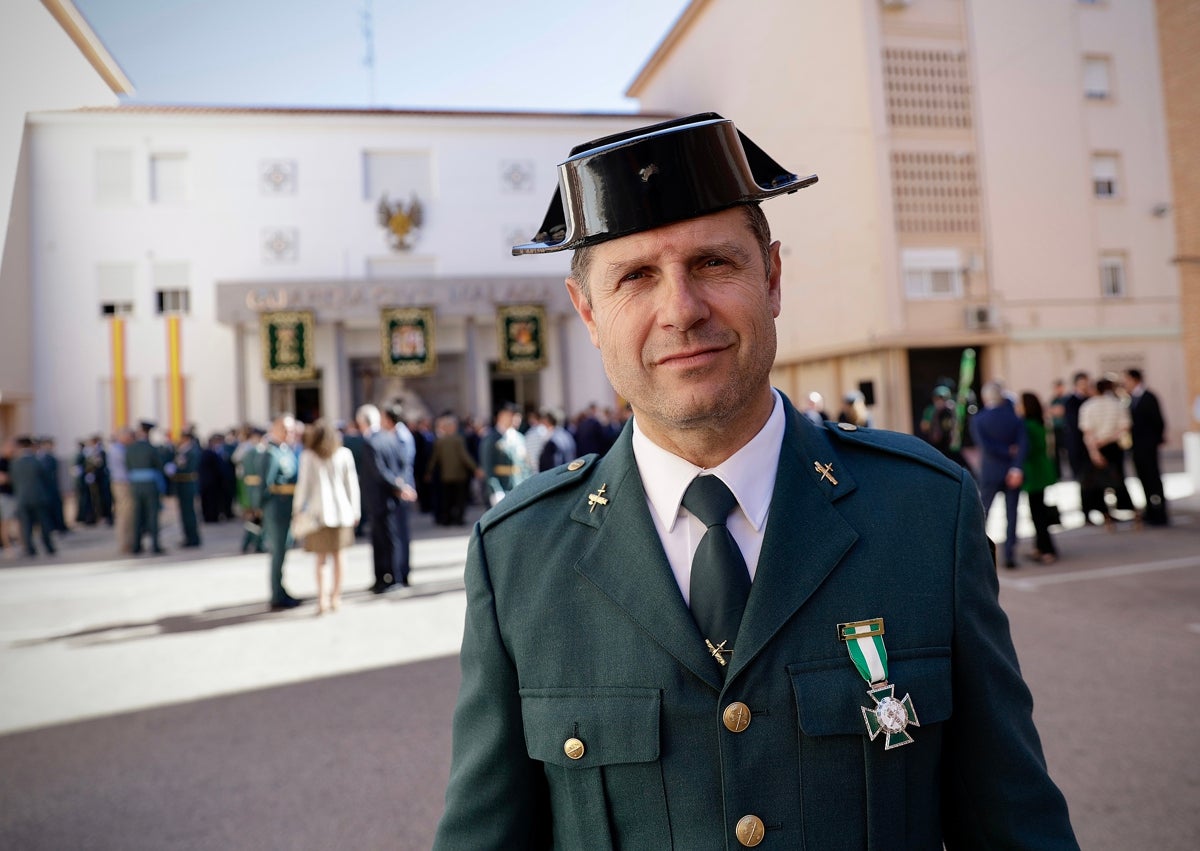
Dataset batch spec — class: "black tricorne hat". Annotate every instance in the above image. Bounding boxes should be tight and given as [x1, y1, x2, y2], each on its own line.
[512, 112, 817, 255]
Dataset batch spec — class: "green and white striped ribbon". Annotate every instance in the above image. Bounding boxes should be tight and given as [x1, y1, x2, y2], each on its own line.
[840, 619, 888, 685]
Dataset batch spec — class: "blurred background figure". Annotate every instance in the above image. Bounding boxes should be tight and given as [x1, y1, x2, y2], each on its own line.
[10, 436, 56, 557]
[802, 392, 826, 425]
[970, 381, 1027, 568]
[1078, 377, 1137, 530]
[293, 419, 360, 615]
[1019, 391, 1059, 565]
[426, 414, 480, 527]
[837, 391, 870, 428]
[1123, 368, 1169, 527]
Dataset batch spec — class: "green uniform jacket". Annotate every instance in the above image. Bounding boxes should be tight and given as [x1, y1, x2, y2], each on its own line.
[1022, 420, 1059, 493]
[434, 397, 1078, 850]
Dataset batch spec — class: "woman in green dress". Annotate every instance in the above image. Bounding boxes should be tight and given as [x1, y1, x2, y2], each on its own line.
[1020, 391, 1059, 564]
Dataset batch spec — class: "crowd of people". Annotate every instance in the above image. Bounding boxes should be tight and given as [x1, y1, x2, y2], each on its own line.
[906, 367, 1169, 568]
[0, 400, 636, 607]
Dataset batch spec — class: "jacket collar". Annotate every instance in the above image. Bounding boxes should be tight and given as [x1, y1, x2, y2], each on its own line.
[568, 394, 860, 690]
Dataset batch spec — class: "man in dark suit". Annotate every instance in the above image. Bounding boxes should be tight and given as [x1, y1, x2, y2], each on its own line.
[1124, 368, 1169, 526]
[969, 381, 1028, 568]
[433, 114, 1077, 848]
[10, 436, 56, 556]
[356, 403, 416, 593]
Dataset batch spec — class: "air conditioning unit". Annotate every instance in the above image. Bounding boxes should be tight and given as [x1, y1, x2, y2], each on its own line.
[964, 305, 996, 330]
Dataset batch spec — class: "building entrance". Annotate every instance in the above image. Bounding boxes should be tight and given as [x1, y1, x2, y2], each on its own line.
[907, 346, 982, 445]
[269, 374, 322, 424]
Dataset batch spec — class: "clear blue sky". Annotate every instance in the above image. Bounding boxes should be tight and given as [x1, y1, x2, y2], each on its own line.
[74, 0, 692, 112]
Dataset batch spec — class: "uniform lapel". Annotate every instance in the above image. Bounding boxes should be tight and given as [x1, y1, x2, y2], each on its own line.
[570, 431, 722, 689]
[729, 403, 860, 679]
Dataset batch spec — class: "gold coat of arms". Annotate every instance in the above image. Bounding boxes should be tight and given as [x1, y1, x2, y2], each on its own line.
[377, 193, 424, 251]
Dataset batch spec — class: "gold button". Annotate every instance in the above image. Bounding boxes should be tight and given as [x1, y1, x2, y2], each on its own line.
[567, 459, 585, 471]
[563, 737, 585, 760]
[837, 422, 858, 431]
[736, 814, 765, 847]
[723, 702, 751, 733]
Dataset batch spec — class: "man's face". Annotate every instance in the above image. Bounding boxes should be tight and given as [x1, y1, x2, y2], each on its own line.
[566, 207, 781, 444]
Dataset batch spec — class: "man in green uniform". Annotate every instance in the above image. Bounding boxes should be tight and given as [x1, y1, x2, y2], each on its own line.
[237, 427, 267, 554]
[125, 421, 165, 555]
[171, 429, 202, 548]
[434, 114, 1078, 849]
[10, 436, 56, 556]
[262, 414, 301, 610]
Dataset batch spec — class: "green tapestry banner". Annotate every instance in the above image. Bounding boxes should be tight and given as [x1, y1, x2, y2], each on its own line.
[497, 304, 547, 373]
[381, 306, 437, 377]
[260, 310, 315, 381]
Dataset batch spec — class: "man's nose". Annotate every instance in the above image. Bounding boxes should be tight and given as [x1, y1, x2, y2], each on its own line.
[657, 271, 710, 331]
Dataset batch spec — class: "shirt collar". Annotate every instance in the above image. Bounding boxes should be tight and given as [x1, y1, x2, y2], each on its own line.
[633, 389, 785, 533]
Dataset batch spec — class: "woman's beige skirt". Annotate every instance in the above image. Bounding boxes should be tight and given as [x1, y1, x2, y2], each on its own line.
[303, 525, 355, 554]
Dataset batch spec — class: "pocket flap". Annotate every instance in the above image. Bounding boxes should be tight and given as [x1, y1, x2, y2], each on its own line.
[520, 687, 661, 768]
[789, 649, 952, 737]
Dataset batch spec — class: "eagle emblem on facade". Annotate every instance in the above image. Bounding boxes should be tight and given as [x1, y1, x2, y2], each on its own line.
[377, 193, 424, 251]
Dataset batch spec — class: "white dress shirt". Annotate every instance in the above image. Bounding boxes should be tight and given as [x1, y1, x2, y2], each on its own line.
[632, 390, 786, 605]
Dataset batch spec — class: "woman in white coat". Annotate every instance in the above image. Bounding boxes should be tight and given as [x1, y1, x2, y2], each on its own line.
[293, 420, 360, 614]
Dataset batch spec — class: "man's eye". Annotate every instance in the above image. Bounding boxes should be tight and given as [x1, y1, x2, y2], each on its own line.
[702, 257, 727, 268]
[621, 270, 646, 282]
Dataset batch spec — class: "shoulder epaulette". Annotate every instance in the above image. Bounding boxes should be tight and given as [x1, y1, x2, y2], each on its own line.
[478, 455, 599, 531]
[824, 422, 964, 481]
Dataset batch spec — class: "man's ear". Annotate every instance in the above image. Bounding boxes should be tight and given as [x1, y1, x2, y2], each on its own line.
[767, 240, 783, 319]
[566, 277, 600, 348]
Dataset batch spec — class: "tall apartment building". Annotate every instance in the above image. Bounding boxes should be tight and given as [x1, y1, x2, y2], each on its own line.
[1155, 0, 1200, 441]
[630, 0, 1185, 442]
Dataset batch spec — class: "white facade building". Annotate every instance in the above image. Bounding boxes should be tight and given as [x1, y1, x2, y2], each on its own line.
[25, 107, 658, 444]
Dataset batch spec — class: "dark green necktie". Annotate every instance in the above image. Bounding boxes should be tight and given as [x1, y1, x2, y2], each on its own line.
[684, 475, 750, 670]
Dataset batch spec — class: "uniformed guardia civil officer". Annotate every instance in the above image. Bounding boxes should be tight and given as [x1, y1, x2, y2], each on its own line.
[262, 414, 301, 610]
[433, 114, 1079, 849]
[125, 421, 165, 555]
[172, 429, 202, 548]
[236, 427, 268, 554]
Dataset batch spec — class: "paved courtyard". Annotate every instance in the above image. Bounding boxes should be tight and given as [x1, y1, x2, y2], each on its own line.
[1, 467, 1198, 850]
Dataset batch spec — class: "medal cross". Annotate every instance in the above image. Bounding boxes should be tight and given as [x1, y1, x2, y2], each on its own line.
[861, 682, 920, 750]
[705, 639, 730, 666]
[814, 461, 838, 485]
[587, 484, 609, 513]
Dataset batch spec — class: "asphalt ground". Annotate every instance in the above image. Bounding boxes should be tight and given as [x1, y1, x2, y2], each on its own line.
[1, 463, 1197, 850]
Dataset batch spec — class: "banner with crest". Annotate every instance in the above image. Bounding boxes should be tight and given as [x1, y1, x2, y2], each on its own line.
[381, 307, 437, 376]
[496, 304, 547, 373]
[260, 310, 316, 381]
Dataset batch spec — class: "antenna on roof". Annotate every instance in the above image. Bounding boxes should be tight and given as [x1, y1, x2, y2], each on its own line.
[361, 0, 376, 105]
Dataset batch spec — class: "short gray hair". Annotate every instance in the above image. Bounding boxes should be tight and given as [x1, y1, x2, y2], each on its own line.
[356, 404, 381, 431]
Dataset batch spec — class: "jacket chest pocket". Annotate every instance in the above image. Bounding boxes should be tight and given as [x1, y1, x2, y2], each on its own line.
[788, 650, 953, 849]
[521, 687, 669, 851]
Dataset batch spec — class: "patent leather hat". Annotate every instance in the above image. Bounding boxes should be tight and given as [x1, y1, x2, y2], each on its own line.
[512, 112, 817, 255]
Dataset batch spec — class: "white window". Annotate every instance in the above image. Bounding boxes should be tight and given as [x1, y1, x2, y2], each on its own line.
[363, 150, 431, 201]
[1091, 154, 1119, 199]
[153, 262, 190, 313]
[150, 153, 189, 203]
[156, 289, 190, 314]
[1083, 56, 1111, 99]
[95, 148, 134, 204]
[1100, 254, 1126, 297]
[902, 248, 963, 299]
[97, 262, 135, 316]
